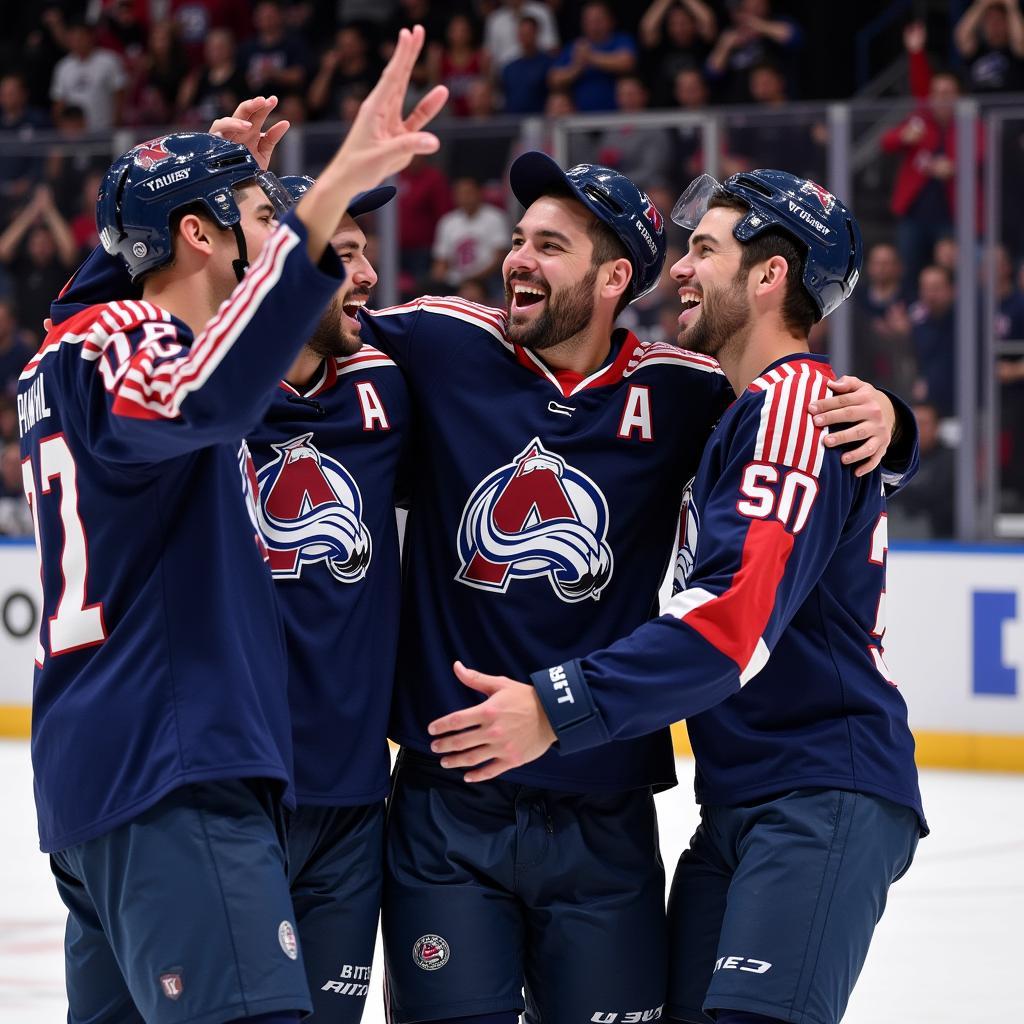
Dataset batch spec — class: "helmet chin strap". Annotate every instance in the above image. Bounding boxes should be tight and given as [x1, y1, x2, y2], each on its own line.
[230, 222, 249, 283]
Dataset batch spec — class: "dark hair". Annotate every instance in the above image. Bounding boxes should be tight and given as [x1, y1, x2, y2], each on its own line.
[920, 263, 954, 287]
[707, 192, 818, 335]
[540, 183, 632, 315]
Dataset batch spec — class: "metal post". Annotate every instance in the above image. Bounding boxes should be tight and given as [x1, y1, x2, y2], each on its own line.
[981, 111, 1002, 538]
[376, 176, 399, 310]
[827, 103, 853, 374]
[954, 98, 979, 540]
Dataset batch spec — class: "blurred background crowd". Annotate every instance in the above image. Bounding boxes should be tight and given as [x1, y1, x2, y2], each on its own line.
[1, 0, 1024, 542]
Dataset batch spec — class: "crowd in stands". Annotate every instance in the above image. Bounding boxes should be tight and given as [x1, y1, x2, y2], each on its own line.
[3, 0, 1024, 536]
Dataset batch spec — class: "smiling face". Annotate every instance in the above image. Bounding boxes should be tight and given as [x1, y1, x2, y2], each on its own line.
[502, 195, 609, 351]
[670, 205, 752, 359]
[307, 213, 378, 358]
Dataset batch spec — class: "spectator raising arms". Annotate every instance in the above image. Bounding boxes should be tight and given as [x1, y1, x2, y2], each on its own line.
[705, 0, 804, 102]
[954, 0, 1024, 93]
[639, 0, 717, 107]
[549, 1, 637, 112]
[0, 186, 77, 334]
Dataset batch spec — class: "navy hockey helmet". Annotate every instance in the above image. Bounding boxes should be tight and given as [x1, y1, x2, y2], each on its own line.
[96, 132, 293, 282]
[509, 151, 667, 302]
[671, 168, 863, 320]
[279, 175, 397, 218]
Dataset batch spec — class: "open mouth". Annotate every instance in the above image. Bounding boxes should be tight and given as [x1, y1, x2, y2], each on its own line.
[342, 296, 368, 322]
[678, 291, 702, 326]
[511, 281, 547, 310]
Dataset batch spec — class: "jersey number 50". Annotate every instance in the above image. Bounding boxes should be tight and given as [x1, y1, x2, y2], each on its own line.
[736, 462, 819, 533]
[22, 435, 107, 665]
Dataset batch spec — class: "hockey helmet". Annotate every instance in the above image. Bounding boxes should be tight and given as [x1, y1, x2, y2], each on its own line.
[279, 175, 397, 218]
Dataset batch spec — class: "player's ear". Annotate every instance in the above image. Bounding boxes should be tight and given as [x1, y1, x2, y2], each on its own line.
[175, 212, 216, 258]
[601, 257, 633, 304]
[754, 254, 789, 300]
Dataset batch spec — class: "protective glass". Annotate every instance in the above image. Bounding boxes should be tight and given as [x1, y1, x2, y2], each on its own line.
[670, 173, 724, 229]
[255, 170, 295, 215]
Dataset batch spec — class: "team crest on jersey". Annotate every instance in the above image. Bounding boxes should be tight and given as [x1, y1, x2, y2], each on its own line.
[456, 438, 614, 603]
[255, 432, 372, 582]
[133, 136, 174, 171]
[672, 478, 699, 594]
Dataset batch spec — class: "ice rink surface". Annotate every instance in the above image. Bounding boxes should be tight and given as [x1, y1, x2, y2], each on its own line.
[2, 738, 1021, 1023]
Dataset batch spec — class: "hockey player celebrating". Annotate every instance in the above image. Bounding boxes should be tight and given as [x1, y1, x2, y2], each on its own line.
[356, 155, 918, 1024]
[18, 27, 445, 1024]
[428, 170, 926, 1024]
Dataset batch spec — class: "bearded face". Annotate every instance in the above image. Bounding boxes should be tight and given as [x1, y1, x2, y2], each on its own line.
[677, 265, 751, 361]
[505, 265, 599, 352]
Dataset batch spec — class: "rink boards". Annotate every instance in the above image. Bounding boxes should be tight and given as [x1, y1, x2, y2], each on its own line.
[2, 539, 1023, 772]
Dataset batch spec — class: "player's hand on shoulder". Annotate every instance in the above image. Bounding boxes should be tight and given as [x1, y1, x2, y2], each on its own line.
[427, 661, 556, 783]
[209, 95, 289, 171]
[809, 375, 894, 477]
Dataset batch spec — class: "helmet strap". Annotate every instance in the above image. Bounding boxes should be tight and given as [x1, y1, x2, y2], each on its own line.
[230, 221, 249, 283]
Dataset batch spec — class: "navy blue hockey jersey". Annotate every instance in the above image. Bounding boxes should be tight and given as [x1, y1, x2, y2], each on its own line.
[246, 348, 409, 805]
[22, 213, 344, 851]
[531, 354, 926, 830]
[360, 297, 736, 792]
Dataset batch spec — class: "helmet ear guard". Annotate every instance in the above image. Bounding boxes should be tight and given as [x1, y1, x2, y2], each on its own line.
[671, 168, 863, 321]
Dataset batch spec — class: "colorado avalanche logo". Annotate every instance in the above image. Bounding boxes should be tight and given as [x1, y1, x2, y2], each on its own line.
[255, 433, 371, 582]
[456, 438, 613, 603]
[642, 196, 664, 234]
[133, 136, 175, 171]
[799, 179, 836, 215]
[672, 478, 700, 595]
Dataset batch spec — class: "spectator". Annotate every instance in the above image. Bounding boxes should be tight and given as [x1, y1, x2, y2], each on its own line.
[853, 242, 915, 392]
[618, 243, 682, 341]
[933, 236, 959, 278]
[672, 67, 710, 179]
[880, 24, 969, 290]
[431, 176, 508, 294]
[456, 277, 489, 304]
[0, 440, 33, 536]
[44, 106, 110, 218]
[398, 154, 453, 294]
[911, 264, 957, 417]
[501, 15, 554, 114]
[549, 1, 637, 113]
[238, 0, 312, 95]
[0, 186, 77, 339]
[705, 0, 804, 102]
[427, 14, 489, 118]
[0, 72, 50, 208]
[485, 0, 560, 74]
[639, 0, 717, 107]
[18, 6, 69, 112]
[595, 76, 672, 187]
[954, 0, 1024, 93]
[170, 0, 251, 66]
[0, 300, 34, 397]
[69, 171, 105, 257]
[308, 25, 381, 118]
[95, 0, 150, 56]
[0, 394, 18, 441]
[124, 19, 190, 125]
[177, 27, 248, 123]
[887, 402, 955, 538]
[50, 19, 126, 131]
[382, 0, 450, 53]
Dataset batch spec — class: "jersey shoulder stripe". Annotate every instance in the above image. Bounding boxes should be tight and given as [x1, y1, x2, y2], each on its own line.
[623, 341, 725, 377]
[335, 343, 396, 376]
[747, 359, 833, 476]
[367, 295, 508, 343]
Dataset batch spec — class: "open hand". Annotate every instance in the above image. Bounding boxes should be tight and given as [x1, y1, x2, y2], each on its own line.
[426, 662, 556, 782]
[808, 375, 894, 476]
[209, 95, 289, 170]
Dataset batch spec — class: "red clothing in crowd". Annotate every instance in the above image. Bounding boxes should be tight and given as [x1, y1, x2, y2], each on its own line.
[398, 161, 453, 251]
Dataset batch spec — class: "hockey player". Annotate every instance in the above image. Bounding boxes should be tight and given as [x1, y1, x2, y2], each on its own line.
[17, 27, 445, 1024]
[427, 170, 926, 1024]
[355, 154, 917, 1024]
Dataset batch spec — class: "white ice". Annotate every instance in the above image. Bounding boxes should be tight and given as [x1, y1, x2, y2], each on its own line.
[1, 739, 1020, 1022]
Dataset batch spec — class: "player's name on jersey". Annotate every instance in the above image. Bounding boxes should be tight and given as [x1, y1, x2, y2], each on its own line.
[18, 374, 52, 437]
